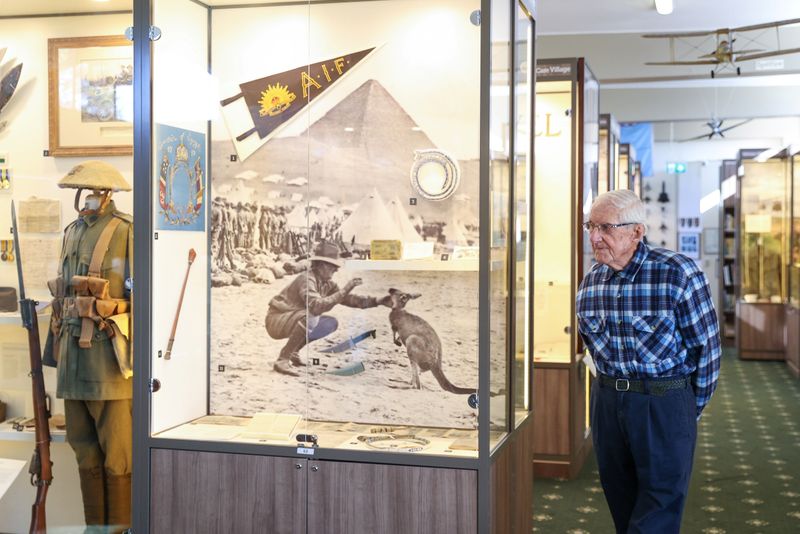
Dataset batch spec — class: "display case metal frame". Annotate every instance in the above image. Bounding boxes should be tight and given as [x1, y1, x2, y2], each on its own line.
[131, 0, 538, 532]
[532, 57, 595, 479]
[786, 151, 800, 377]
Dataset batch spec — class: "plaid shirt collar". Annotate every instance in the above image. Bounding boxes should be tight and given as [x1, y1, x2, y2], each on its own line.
[598, 241, 649, 282]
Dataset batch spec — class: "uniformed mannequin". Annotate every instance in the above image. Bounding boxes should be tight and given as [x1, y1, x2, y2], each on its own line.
[44, 161, 133, 534]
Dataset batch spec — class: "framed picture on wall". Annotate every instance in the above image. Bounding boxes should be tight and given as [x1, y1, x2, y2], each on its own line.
[703, 228, 719, 254]
[678, 232, 701, 259]
[48, 35, 133, 157]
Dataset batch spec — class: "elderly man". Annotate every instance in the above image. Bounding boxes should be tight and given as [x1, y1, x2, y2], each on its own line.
[576, 190, 720, 534]
[265, 241, 388, 376]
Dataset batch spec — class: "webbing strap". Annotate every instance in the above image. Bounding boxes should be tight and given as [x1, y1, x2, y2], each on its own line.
[88, 218, 122, 277]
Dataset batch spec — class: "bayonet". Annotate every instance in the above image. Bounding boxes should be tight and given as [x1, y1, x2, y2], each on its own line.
[319, 329, 376, 353]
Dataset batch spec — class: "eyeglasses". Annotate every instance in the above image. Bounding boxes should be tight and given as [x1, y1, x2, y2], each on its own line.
[582, 221, 637, 234]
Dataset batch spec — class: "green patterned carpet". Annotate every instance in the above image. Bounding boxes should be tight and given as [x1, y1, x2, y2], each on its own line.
[533, 350, 800, 533]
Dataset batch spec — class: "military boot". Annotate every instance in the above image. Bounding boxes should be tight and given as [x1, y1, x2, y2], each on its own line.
[106, 473, 131, 534]
[275, 324, 308, 374]
[78, 467, 106, 533]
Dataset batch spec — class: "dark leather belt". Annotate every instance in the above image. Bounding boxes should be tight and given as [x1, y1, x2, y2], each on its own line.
[598, 374, 690, 396]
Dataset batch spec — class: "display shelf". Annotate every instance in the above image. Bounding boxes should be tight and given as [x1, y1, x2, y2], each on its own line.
[344, 258, 478, 271]
[719, 159, 738, 344]
[0, 421, 67, 443]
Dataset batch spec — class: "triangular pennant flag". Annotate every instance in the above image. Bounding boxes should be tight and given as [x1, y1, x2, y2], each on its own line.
[220, 47, 375, 146]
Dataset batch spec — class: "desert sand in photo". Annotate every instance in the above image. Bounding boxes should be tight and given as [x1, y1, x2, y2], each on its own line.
[210, 268, 493, 429]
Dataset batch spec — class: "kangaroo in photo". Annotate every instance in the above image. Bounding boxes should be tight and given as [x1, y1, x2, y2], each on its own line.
[385, 288, 474, 394]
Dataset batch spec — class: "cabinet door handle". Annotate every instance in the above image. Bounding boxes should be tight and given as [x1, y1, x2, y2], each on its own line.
[295, 463, 303, 470]
[311, 465, 319, 472]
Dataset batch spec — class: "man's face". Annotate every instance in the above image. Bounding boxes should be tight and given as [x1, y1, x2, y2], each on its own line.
[587, 201, 642, 270]
[316, 262, 338, 281]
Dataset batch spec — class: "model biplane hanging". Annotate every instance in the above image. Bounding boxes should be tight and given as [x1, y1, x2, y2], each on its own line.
[643, 17, 800, 77]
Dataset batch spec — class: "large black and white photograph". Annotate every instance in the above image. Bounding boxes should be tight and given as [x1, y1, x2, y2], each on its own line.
[209, 34, 487, 427]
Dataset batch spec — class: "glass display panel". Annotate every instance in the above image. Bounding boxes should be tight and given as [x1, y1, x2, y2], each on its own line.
[792, 154, 800, 308]
[618, 146, 630, 190]
[488, 0, 511, 441]
[533, 80, 573, 364]
[598, 128, 609, 195]
[148, 0, 513, 458]
[739, 158, 789, 302]
[512, 1, 533, 427]
[0, 5, 134, 532]
[582, 66, 599, 279]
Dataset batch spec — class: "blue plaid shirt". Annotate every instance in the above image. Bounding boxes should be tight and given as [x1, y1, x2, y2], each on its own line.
[576, 242, 721, 417]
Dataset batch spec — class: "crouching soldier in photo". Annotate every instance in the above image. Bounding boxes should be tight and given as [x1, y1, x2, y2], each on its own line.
[44, 160, 133, 534]
[265, 241, 388, 376]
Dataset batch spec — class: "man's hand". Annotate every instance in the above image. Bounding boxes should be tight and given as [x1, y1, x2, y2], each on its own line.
[377, 295, 392, 307]
[342, 277, 363, 294]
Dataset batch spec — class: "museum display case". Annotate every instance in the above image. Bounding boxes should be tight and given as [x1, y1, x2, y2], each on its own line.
[787, 151, 800, 377]
[719, 159, 738, 343]
[0, 4, 134, 531]
[131, 0, 537, 532]
[618, 142, 637, 192]
[736, 148, 788, 361]
[598, 113, 620, 195]
[532, 57, 597, 479]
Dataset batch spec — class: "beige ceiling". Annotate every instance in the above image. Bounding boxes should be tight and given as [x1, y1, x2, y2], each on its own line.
[537, 0, 800, 35]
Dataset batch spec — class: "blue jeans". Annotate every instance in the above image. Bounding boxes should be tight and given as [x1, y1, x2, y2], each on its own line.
[591, 377, 697, 533]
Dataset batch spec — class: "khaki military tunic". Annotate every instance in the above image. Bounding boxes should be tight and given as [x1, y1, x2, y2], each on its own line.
[56, 201, 133, 400]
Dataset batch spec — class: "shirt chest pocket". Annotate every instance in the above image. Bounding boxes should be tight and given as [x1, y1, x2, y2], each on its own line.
[578, 315, 606, 336]
[631, 315, 677, 363]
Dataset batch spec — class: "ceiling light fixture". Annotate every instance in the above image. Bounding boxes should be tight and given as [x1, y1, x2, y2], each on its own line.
[655, 0, 673, 15]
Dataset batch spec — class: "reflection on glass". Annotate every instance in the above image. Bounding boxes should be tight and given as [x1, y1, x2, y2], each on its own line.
[513, 1, 532, 427]
[618, 146, 630, 190]
[740, 159, 789, 302]
[534, 81, 572, 363]
[489, 0, 510, 439]
[598, 128, 609, 195]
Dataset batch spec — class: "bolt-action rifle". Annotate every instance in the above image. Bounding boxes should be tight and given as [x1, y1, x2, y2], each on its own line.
[11, 201, 53, 534]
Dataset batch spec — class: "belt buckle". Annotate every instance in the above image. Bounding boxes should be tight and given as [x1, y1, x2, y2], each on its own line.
[615, 378, 630, 392]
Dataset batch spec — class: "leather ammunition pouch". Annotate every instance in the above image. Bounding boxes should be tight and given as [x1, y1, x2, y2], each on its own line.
[43, 277, 65, 367]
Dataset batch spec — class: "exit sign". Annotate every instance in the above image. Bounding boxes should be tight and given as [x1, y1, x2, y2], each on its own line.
[667, 162, 687, 174]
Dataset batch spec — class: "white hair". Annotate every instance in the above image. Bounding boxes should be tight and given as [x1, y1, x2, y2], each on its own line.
[593, 189, 648, 235]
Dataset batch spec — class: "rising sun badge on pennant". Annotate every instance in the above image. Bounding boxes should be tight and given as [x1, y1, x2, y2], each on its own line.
[258, 83, 296, 117]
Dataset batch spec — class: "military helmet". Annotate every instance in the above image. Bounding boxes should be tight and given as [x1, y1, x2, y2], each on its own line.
[58, 160, 132, 192]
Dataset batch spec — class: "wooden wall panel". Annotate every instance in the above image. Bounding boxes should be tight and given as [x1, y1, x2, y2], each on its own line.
[150, 449, 306, 534]
[533, 367, 569, 455]
[307, 461, 477, 534]
[491, 416, 534, 534]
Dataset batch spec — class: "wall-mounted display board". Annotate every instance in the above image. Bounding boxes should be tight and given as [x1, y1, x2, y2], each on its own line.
[598, 113, 620, 195]
[532, 57, 598, 479]
[719, 159, 738, 344]
[736, 148, 789, 361]
[787, 151, 800, 377]
[132, 1, 538, 533]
